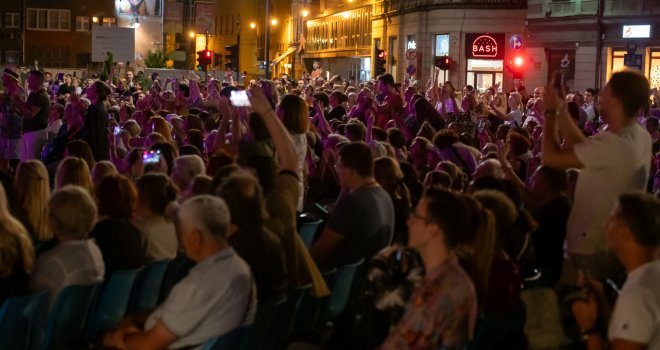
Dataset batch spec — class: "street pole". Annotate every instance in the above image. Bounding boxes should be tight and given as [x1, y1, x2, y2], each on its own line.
[264, 0, 270, 79]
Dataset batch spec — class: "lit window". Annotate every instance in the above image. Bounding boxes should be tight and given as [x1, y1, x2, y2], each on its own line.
[76, 16, 89, 31]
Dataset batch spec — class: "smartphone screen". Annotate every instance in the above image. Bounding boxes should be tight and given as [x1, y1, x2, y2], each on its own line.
[230, 90, 251, 107]
[143, 150, 161, 164]
[113, 126, 121, 135]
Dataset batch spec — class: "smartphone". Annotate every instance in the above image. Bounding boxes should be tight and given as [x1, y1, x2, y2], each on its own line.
[230, 90, 251, 107]
[143, 150, 161, 164]
[553, 70, 565, 96]
[113, 126, 121, 135]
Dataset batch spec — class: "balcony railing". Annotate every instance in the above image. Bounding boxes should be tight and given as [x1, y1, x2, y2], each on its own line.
[527, 0, 660, 19]
[375, 0, 526, 15]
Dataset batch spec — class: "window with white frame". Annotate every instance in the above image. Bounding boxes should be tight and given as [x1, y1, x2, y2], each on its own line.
[76, 16, 89, 31]
[5, 51, 20, 65]
[6, 13, 20, 28]
[102, 17, 116, 27]
[27, 8, 70, 31]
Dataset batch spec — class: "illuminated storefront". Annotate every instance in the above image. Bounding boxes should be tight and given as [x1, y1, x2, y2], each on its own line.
[465, 33, 506, 92]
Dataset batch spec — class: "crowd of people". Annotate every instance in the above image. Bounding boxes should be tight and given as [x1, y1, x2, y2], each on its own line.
[0, 61, 659, 350]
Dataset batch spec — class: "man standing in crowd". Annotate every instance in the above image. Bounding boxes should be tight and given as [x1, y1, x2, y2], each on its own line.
[542, 71, 652, 282]
[311, 141, 394, 269]
[103, 195, 255, 349]
[583, 88, 597, 123]
[15, 70, 50, 162]
[572, 192, 660, 350]
[0, 67, 25, 173]
[371, 74, 404, 129]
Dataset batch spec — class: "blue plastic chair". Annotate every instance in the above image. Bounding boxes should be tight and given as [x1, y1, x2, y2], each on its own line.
[319, 259, 364, 323]
[38, 283, 101, 350]
[298, 219, 323, 248]
[290, 269, 336, 338]
[129, 259, 171, 314]
[243, 296, 288, 350]
[0, 289, 48, 350]
[85, 268, 142, 337]
[271, 284, 312, 348]
[201, 326, 250, 350]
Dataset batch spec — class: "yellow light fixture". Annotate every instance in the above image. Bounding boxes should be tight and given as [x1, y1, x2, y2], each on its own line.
[92, 16, 99, 23]
[271, 18, 278, 26]
[301, 9, 309, 17]
[249, 22, 256, 29]
[189, 31, 195, 38]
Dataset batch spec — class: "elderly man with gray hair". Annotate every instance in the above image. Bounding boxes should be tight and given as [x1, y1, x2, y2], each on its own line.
[104, 195, 256, 350]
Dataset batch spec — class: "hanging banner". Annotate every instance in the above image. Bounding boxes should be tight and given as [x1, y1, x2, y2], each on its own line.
[465, 33, 505, 60]
[164, 1, 184, 34]
[195, 2, 216, 34]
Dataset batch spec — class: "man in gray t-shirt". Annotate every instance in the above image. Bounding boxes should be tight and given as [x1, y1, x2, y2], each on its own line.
[311, 142, 395, 269]
[104, 196, 256, 350]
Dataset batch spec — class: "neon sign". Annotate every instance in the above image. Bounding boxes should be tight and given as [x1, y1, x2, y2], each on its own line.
[472, 35, 498, 58]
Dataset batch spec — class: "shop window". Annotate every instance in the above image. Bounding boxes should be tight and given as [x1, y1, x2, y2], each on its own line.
[611, 50, 626, 74]
[466, 59, 503, 93]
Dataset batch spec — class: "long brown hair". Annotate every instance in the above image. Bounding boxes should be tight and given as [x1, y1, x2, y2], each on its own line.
[0, 184, 34, 273]
[14, 161, 51, 242]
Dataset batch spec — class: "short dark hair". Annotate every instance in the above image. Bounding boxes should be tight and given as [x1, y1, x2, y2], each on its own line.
[312, 92, 329, 107]
[617, 192, 660, 248]
[29, 70, 45, 84]
[338, 142, 373, 177]
[96, 175, 138, 220]
[377, 74, 395, 87]
[345, 121, 366, 141]
[432, 129, 459, 150]
[608, 71, 650, 118]
[423, 188, 472, 249]
[330, 91, 348, 104]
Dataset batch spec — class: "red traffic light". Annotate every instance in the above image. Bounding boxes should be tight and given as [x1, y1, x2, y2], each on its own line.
[513, 56, 523, 67]
[205, 50, 212, 58]
[377, 50, 387, 59]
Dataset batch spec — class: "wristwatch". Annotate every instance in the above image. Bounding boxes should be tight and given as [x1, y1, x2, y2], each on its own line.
[544, 110, 559, 118]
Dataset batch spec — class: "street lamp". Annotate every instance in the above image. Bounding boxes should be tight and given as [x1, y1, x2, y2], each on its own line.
[301, 10, 309, 18]
[249, 22, 256, 29]
[271, 18, 278, 26]
[188, 31, 195, 39]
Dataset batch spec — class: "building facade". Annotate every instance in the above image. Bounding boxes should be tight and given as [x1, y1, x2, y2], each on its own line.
[0, 2, 23, 67]
[302, 0, 527, 88]
[526, 0, 660, 92]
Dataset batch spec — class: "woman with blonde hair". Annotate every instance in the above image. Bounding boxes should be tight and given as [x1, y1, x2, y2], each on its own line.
[374, 157, 411, 244]
[14, 160, 51, 244]
[0, 183, 35, 303]
[55, 157, 94, 195]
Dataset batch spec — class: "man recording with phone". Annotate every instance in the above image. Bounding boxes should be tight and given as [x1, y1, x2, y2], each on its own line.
[541, 70, 652, 283]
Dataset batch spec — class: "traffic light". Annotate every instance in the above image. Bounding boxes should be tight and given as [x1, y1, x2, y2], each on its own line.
[375, 48, 387, 76]
[507, 54, 525, 79]
[225, 44, 239, 71]
[196, 50, 212, 71]
[435, 56, 451, 70]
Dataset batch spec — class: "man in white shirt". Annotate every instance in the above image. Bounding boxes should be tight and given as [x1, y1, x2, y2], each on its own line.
[542, 71, 652, 282]
[103, 195, 256, 350]
[583, 88, 597, 123]
[572, 192, 660, 350]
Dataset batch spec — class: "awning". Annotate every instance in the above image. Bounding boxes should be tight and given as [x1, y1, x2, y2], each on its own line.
[270, 47, 297, 66]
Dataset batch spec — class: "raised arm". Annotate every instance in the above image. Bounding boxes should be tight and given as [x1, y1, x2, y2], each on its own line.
[249, 88, 298, 173]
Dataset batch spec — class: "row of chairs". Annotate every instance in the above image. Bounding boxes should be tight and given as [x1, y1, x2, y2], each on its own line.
[0, 259, 171, 350]
[203, 259, 365, 350]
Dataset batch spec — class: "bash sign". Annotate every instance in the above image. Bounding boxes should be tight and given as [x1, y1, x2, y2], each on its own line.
[465, 33, 505, 60]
